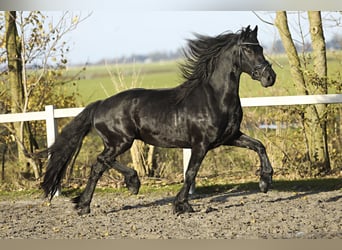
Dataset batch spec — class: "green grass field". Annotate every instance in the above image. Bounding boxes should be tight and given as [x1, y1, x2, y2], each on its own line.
[65, 51, 341, 105]
[66, 61, 182, 103]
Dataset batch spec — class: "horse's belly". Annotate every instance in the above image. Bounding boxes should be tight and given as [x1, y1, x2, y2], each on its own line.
[138, 131, 190, 148]
[137, 122, 191, 148]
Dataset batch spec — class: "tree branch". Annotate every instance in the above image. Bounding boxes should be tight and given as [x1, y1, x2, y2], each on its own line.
[252, 11, 274, 26]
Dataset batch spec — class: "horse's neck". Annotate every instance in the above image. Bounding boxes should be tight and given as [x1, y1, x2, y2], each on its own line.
[208, 48, 241, 97]
[208, 66, 241, 102]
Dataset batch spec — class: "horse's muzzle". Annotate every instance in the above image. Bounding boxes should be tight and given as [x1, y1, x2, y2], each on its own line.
[252, 62, 276, 87]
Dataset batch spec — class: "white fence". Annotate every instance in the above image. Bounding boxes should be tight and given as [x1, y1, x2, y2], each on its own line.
[1, 94, 341, 147]
[1, 94, 342, 192]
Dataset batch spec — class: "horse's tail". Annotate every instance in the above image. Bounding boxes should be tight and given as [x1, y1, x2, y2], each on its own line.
[41, 101, 101, 200]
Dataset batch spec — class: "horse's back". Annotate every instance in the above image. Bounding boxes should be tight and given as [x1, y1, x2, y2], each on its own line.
[92, 88, 191, 147]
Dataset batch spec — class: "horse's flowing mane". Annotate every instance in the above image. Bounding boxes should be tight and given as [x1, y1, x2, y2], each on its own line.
[180, 31, 238, 82]
[174, 29, 247, 103]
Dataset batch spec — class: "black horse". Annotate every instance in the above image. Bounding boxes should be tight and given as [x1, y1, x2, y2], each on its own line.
[42, 25, 276, 215]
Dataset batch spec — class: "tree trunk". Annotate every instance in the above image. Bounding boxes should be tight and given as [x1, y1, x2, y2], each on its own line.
[274, 11, 312, 165]
[1, 144, 7, 181]
[308, 11, 330, 173]
[5, 11, 25, 167]
[5, 11, 42, 179]
[274, 12, 308, 94]
[274, 11, 331, 174]
[130, 140, 156, 177]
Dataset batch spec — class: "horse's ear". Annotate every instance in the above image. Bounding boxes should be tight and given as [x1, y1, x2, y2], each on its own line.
[240, 25, 251, 41]
[251, 25, 258, 37]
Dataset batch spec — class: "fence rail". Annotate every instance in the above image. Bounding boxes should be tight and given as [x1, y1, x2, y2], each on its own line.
[1, 94, 342, 192]
[1, 94, 341, 146]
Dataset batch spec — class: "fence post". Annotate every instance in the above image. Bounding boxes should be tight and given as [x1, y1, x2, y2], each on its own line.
[45, 105, 57, 148]
[183, 148, 195, 194]
[44, 105, 60, 196]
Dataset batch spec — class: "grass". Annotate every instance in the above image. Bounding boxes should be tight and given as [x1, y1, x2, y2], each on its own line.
[64, 51, 342, 105]
[66, 61, 181, 103]
[1, 177, 340, 201]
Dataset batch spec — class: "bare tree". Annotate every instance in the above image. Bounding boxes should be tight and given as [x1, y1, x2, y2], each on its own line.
[5, 11, 25, 168]
[275, 11, 331, 174]
[2, 11, 89, 180]
[308, 11, 330, 172]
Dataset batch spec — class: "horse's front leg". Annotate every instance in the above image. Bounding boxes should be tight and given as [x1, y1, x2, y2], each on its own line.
[173, 145, 207, 214]
[226, 132, 273, 193]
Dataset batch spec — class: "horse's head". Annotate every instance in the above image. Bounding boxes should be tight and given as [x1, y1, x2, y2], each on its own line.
[237, 25, 276, 87]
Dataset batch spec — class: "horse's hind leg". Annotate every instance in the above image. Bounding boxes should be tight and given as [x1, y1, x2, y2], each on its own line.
[103, 138, 140, 194]
[73, 149, 110, 215]
[111, 161, 140, 195]
[73, 141, 140, 215]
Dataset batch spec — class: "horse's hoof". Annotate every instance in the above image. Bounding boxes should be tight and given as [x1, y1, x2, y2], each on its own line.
[73, 200, 91, 215]
[76, 206, 91, 216]
[259, 179, 269, 193]
[128, 184, 140, 195]
[259, 175, 272, 193]
[125, 174, 141, 195]
[172, 200, 194, 215]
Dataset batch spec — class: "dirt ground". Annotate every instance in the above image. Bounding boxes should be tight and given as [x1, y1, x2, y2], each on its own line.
[0, 184, 341, 239]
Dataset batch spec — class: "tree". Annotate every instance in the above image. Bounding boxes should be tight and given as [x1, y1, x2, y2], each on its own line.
[274, 11, 331, 174]
[5, 11, 25, 167]
[307, 11, 330, 172]
[1, 11, 88, 182]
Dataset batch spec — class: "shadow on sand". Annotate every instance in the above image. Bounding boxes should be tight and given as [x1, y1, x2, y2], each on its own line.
[104, 177, 341, 214]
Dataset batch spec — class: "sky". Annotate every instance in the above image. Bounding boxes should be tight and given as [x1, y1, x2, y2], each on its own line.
[45, 11, 341, 64]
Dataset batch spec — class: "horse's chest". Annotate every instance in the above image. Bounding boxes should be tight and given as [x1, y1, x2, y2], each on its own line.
[217, 104, 243, 140]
